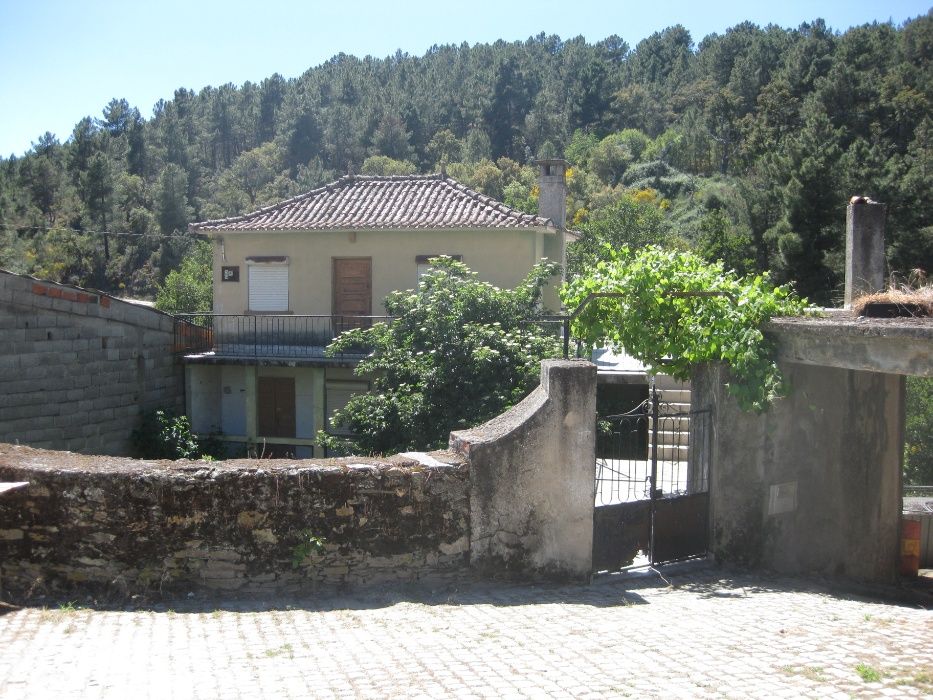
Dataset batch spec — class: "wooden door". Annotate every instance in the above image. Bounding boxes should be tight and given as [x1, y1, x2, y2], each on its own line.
[257, 377, 296, 438]
[333, 258, 372, 331]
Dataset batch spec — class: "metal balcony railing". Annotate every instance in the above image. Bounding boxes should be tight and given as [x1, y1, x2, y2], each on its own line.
[172, 314, 391, 359]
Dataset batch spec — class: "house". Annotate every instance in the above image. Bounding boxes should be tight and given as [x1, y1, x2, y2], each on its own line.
[182, 160, 573, 456]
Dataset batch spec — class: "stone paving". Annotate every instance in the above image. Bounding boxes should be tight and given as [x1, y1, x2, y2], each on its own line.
[1, 563, 932, 699]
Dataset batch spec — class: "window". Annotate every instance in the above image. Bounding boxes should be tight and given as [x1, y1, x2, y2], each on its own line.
[325, 380, 370, 435]
[247, 257, 288, 311]
[416, 254, 462, 282]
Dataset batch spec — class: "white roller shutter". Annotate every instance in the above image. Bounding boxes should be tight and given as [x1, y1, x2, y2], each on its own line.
[248, 265, 289, 311]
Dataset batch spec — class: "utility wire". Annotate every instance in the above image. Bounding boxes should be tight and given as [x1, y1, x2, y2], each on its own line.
[0, 224, 203, 239]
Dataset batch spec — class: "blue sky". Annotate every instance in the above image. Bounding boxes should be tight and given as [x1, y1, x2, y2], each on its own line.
[0, 0, 929, 158]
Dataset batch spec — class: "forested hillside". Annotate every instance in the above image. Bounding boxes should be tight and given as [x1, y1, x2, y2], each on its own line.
[1, 15, 929, 305]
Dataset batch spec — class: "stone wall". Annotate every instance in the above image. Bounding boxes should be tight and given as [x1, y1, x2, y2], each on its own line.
[0, 270, 184, 455]
[695, 361, 904, 583]
[451, 359, 596, 580]
[0, 444, 469, 597]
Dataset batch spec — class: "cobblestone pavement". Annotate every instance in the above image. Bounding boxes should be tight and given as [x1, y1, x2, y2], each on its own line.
[1, 563, 932, 699]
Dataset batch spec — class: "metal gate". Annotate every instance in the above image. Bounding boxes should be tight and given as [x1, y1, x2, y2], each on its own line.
[592, 388, 711, 572]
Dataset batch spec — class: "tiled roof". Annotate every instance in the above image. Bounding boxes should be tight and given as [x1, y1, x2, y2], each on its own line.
[190, 174, 558, 233]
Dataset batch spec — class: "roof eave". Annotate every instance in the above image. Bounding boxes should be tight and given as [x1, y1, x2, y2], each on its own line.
[191, 223, 559, 235]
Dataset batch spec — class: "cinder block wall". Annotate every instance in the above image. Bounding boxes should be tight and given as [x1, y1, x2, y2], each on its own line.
[0, 444, 469, 597]
[0, 271, 184, 455]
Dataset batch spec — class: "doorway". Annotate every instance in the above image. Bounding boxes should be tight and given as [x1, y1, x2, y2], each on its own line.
[257, 376, 296, 457]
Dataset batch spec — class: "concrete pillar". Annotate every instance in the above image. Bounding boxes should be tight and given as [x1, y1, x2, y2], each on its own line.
[844, 196, 886, 308]
[312, 367, 326, 458]
[244, 365, 258, 442]
[535, 159, 568, 231]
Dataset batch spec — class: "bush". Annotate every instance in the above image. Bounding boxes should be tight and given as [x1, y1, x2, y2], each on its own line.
[131, 409, 223, 460]
[154, 240, 212, 314]
[905, 376, 933, 485]
[320, 257, 562, 455]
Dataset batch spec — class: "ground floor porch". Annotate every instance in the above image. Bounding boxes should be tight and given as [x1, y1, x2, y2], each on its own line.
[185, 360, 370, 458]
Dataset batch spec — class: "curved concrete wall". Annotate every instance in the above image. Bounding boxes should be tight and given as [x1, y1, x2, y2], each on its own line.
[451, 360, 597, 580]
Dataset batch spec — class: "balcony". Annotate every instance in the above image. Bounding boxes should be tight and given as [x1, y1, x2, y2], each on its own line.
[173, 314, 390, 363]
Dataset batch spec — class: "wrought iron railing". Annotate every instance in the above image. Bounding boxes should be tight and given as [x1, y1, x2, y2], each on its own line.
[172, 313, 391, 359]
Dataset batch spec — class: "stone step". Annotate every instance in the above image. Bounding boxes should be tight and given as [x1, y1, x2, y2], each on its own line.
[657, 402, 692, 416]
[653, 429, 691, 444]
[658, 389, 691, 403]
[654, 444, 689, 461]
[653, 374, 691, 390]
[650, 417, 691, 433]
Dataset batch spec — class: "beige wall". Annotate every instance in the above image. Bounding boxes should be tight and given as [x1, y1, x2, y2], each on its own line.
[210, 227, 562, 315]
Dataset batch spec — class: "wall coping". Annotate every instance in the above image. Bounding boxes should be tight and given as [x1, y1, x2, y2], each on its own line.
[449, 359, 592, 453]
[0, 443, 465, 477]
[0, 268, 176, 324]
[767, 311, 932, 376]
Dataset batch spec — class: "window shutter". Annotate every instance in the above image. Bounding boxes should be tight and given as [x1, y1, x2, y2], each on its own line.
[248, 265, 288, 311]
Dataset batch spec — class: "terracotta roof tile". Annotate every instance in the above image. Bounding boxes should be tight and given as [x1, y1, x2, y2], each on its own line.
[189, 174, 557, 233]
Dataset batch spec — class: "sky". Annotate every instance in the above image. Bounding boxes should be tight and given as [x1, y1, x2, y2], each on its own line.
[0, 0, 929, 158]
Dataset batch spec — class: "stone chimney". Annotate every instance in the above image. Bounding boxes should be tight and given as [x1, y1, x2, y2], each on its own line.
[535, 159, 569, 285]
[844, 196, 886, 308]
[535, 158, 568, 230]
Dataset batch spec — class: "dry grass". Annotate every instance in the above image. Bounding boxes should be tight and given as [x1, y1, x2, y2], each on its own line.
[852, 270, 933, 317]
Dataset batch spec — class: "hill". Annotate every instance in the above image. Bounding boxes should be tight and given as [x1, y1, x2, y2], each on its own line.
[0, 14, 930, 305]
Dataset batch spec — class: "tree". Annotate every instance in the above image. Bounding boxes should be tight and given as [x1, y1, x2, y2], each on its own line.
[154, 239, 212, 313]
[322, 257, 562, 455]
[22, 138, 63, 225]
[588, 129, 651, 185]
[485, 56, 534, 160]
[360, 155, 418, 176]
[566, 192, 672, 278]
[155, 164, 191, 235]
[370, 112, 414, 162]
[904, 377, 933, 486]
[101, 98, 134, 136]
[215, 142, 284, 212]
[83, 152, 113, 258]
[426, 129, 463, 168]
[562, 245, 806, 411]
[767, 106, 844, 303]
[696, 207, 755, 275]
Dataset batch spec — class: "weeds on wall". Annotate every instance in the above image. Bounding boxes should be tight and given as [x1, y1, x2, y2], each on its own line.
[291, 530, 327, 569]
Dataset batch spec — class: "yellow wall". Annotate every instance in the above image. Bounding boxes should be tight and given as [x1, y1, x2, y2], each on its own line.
[211, 227, 562, 314]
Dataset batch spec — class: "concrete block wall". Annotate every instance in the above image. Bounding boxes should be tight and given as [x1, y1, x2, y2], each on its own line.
[0, 271, 184, 456]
